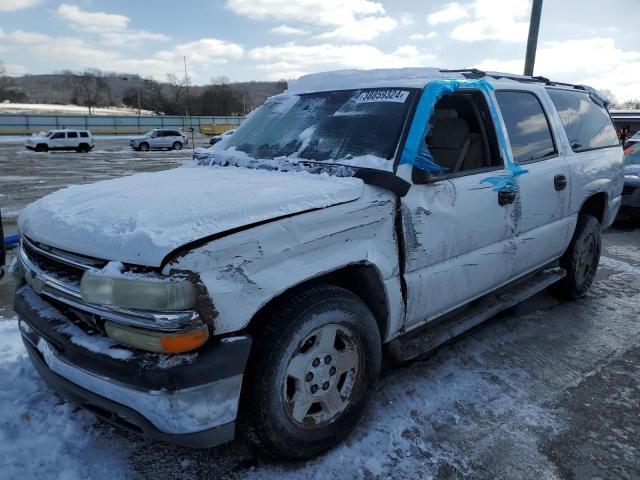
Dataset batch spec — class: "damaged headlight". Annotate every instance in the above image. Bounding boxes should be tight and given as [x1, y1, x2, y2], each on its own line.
[80, 271, 197, 311]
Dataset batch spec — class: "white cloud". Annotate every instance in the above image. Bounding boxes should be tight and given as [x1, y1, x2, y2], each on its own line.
[57, 4, 129, 32]
[0, 0, 42, 12]
[400, 13, 414, 26]
[475, 37, 640, 102]
[226, 0, 397, 41]
[427, 3, 469, 25]
[248, 42, 434, 80]
[271, 25, 308, 35]
[410, 32, 438, 41]
[56, 4, 170, 45]
[2, 63, 27, 76]
[317, 16, 397, 42]
[0, 29, 244, 81]
[451, 0, 530, 42]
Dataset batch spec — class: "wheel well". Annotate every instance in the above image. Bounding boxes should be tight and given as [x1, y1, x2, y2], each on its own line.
[579, 192, 607, 224]
[246, 264, 389, 340]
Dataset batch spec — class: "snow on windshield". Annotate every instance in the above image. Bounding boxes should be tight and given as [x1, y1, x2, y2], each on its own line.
[219, 88, 416, 172]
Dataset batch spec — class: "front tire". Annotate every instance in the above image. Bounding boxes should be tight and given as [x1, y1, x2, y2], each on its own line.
[139, 142, 150, 152]
[35, 144, 48, 152]
[549, 214, 602, 299]
[240, 285, 381, 459]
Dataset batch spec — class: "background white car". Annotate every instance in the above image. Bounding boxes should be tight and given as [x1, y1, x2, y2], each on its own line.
[130, 129, 188, 151]
[25, 129, 94, 153]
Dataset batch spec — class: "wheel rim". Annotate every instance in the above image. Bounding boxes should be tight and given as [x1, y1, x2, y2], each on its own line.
[283, 323, 359, 428]
[141, 144, 148, 151]
[576, 233, 597, 286]
[174, 143, 182, 150]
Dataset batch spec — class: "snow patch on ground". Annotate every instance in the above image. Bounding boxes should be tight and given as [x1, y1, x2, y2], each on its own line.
[0, 317, 130, 480]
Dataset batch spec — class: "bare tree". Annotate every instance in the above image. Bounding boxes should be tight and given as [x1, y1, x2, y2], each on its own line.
[618, 99, 640, 110]
[70, 70, 111, 114]
[0, 60, 27, 102]
[166, 73, 188, 115]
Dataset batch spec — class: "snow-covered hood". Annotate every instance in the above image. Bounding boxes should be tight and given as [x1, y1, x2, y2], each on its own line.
[19, 166, 364, 266]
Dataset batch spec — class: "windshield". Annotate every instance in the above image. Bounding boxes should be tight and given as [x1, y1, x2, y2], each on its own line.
[625, 144, 640, 165]
[222, 88, 417, 171]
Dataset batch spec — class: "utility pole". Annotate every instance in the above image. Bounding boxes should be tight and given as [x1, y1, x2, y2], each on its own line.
[524, 0, 543, 76]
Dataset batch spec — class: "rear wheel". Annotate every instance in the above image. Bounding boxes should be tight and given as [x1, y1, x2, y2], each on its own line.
[139, 142, 150, 152]
[240, 285, 381, 459]
[35, 144, 48, 153]
[172, 141, 183, 150]
[76, 144, 90, 153]
[549, 214, 601, 299]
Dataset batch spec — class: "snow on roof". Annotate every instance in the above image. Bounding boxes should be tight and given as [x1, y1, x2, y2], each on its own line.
[285, 67, 587, 95]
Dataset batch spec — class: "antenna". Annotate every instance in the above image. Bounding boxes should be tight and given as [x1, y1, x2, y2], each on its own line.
[183, 56, 196, 155]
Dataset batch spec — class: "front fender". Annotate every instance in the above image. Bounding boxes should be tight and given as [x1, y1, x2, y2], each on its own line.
[164, 186, 404, 337]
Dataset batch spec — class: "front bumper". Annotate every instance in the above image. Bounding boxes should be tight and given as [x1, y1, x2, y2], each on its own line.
[622, 178, 640, 209]
[14, 285, 252, 448]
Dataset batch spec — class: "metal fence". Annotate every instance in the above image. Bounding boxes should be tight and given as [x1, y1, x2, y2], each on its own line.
[0, 114, 244, 135]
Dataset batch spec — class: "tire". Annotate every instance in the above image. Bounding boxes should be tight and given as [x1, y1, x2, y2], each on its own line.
[549, 214, 602, 300]
[139, 142, 150, 152]
[76, 144, 90, 153]
[172, 141, 183, 150]
[35, 144, 48, 153]
[240, 285, 381, 459]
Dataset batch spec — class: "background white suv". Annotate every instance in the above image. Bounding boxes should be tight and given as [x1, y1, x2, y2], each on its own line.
[130, 129, 188, 151]
[25, 129, 94, 153]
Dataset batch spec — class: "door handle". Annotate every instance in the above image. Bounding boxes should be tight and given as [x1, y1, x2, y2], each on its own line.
[554, 174, 567, 191]
[498, 190, 516, 206]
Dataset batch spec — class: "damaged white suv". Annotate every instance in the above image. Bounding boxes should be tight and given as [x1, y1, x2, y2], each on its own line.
[13, 68, 623, 459]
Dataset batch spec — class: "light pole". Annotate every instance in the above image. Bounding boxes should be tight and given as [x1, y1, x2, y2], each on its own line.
[524, 0, 543, 76]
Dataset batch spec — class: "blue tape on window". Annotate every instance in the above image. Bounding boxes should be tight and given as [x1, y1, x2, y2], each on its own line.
[399, 79, 527, 189]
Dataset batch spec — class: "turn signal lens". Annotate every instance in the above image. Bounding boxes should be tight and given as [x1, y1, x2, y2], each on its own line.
[104, 321, 209, 354]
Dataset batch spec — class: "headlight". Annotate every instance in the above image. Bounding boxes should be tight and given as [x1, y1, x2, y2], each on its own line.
[80, 271, 197, 311]
[104, 321, 209, 353]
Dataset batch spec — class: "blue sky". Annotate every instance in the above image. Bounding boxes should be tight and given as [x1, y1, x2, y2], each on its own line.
[1, 0, 638, 101]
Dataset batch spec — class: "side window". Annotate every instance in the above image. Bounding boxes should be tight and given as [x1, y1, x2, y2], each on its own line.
[67, 131, 78, 138]
[50, 132, 65, 139]
[495, 91, 556, 163]
[413, 90, 502, 182]
[79, 132, 88, 138]
[547, 88, 619, 152]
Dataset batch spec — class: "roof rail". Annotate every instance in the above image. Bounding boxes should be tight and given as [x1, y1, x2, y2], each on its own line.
[439, 68, 587, 92]
[439, 68, 486, 79]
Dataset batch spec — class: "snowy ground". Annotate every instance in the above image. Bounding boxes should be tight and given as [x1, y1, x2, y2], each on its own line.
[0, 221, 638, 479]
[0, 103, 154, 116]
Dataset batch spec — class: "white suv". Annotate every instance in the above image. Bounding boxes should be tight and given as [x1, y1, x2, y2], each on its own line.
[130, 129, 188, 151]
[14, 68, 624, 459]
[25, 129, 94, 153]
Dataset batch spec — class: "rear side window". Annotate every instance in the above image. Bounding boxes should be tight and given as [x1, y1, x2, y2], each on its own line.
[79, 131, 88, 138]
[547, 89, 619, 152]
[495, 91, 556, 163]
[67, 131, 78, 138]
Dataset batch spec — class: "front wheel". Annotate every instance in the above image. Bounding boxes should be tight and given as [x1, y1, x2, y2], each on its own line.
[35, 144, 48, 153]
[139, 142, 150, 152]
[240, 285, 381, 459]
[549, 214, 602, 299]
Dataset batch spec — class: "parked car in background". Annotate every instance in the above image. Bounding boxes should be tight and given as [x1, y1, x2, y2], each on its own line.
[622, 142, 640, 215]
[25, 129, 94, 153]
[130, 129, 188, 151]
[210, 129, 236, 145]
[0, 195, 5, 280]
[623, 131, 640, 149]
[13, 68, 623, 460]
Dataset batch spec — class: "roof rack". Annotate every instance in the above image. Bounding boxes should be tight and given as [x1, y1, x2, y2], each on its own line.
[438, 68, 585, 90]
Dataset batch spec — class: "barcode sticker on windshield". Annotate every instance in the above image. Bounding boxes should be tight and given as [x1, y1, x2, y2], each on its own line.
[356, 90, 409, 103]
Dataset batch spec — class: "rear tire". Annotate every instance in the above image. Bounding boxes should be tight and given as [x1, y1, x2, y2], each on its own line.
[76, 144, 90, 153]
[240, 285, 381, 460]
[172, 141, 183, 150]
[35, 144, 48, 153]
[139, 142, 149, 152]
[549, 214, 601, 300]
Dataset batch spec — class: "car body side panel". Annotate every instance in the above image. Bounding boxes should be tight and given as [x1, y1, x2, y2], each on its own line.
[165, 186, 405, 341]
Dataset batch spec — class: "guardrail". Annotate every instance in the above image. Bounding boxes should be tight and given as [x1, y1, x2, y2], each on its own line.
[0, 114, 244, 135]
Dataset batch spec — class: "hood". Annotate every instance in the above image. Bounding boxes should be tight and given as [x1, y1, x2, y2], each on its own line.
[19, 165, 364, 266]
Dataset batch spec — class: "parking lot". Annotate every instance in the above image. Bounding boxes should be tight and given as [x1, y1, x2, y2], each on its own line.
[0, 136, 639, 479]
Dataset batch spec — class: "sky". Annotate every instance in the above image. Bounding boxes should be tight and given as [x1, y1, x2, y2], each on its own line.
[0, 0, 638, 101]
